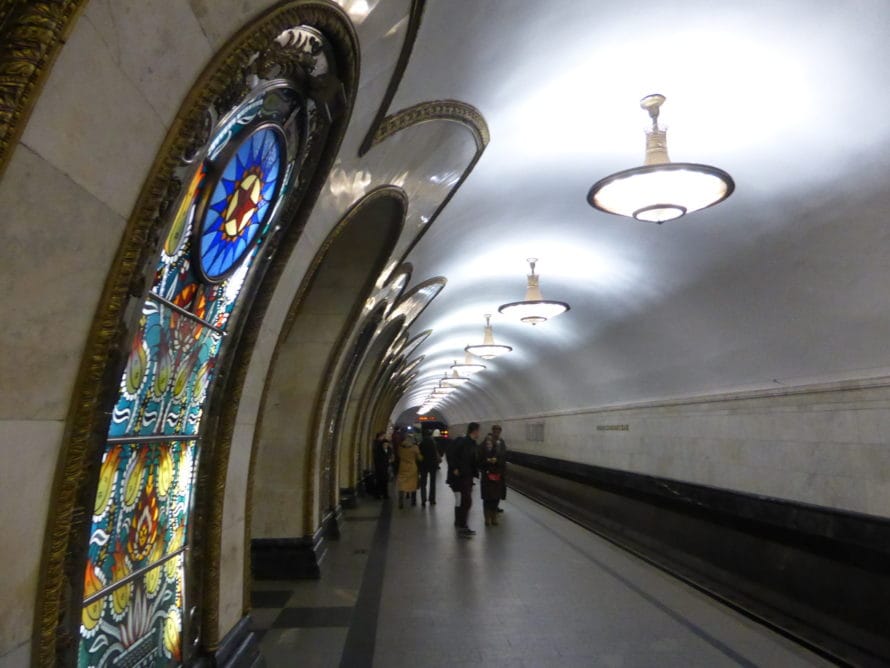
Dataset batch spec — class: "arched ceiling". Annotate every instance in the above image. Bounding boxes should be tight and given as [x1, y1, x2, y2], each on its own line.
[386, 0, 890, 422]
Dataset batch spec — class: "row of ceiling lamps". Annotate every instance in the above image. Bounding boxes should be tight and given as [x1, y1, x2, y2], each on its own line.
[417, 260, 570, 414]
[418, 94, 735, 414]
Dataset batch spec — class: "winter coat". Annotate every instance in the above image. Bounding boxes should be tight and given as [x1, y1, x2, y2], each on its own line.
[446, 436, 478, 488]
[418, 437, 440, 473]
[479, 441, 506, 501]
[396, 443, 422, 492]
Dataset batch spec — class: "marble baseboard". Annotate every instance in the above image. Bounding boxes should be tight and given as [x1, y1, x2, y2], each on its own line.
[251, 531, 325, 580]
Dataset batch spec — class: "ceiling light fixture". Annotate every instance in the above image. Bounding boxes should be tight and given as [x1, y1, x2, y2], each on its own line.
[587, 94, 734, 223]
[440, 369, 470, 387]
[465, 314, 513, 360]
[498, 258, 570, 325]
[451, 352, 485, 376]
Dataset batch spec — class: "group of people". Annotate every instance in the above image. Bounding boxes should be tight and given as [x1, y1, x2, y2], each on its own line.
[370, 422, 508, 537]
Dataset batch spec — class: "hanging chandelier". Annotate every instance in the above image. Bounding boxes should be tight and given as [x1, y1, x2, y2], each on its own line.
[587, 94, 734, 223]
[440, 369, 470, 387]
[451, 353, 485, 376]
[498, 258, 570, 325]
[465, 314, 513, 360]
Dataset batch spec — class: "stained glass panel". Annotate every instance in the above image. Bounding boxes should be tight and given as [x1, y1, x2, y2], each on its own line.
[152, 166, 257, 333]
[88, 441, 196, 589]
[198, 125, 283, 281]
[81, 79, 308, 667]
[79, 556, 184, 667]
[109, 300, 221, 438]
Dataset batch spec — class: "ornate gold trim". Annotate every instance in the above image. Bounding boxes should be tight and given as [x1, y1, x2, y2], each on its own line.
[0, 0, 88, 182]
[357, 0, 426, 156]
[371, 99, 489, 152]
[34, 1, 360, 663]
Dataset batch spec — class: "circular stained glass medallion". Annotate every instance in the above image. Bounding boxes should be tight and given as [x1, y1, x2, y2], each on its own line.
[196, 123, 285, 282]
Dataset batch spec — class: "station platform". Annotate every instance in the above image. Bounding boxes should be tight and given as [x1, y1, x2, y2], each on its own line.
[250, 476, 831, 667]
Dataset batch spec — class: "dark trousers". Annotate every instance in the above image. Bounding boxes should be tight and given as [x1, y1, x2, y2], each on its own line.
[420, 468, 437, 503]
[375, 469, 389, 499]
[456, 478, 473, 528]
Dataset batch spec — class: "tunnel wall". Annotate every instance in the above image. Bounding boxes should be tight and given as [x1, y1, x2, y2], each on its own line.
[473, 376, 890, 519]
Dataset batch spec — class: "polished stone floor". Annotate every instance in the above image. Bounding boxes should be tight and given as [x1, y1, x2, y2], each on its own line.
[252, 476, 832, 667]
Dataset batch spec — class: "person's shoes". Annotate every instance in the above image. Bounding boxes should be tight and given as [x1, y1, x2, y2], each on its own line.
[459, 527, 476, 536]
[457, 530, 473, 539]
[430, 500, 436, 505]
[411, 499, 417, 507]
[421, 501, 426, 507]
[497, 508, 504, 513]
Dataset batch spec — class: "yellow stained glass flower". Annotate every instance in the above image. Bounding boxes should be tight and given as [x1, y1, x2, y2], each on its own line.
[81, 565, 104, 634]
[163, 608, 182, 661]
[94, 447, 121, 515]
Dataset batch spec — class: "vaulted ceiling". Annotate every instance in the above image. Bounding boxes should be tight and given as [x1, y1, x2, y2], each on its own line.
[385, 0, 890, 423]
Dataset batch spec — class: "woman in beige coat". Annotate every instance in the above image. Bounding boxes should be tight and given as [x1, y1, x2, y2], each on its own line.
[396, 437, 423, 508]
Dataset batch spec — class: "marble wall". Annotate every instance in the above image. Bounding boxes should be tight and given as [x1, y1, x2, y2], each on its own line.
[486, 377, 890, 519]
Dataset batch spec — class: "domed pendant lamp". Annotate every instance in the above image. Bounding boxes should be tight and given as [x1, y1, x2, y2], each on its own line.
[498, 258, 570, 325]
[465, 314, 512, 360]
[587, 94, 734, 223]
[441, 369, 470, 388]
[451, 353, 485, 376]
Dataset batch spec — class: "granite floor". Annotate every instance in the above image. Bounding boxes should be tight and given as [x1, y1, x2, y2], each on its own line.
[251, 476, 832, 667]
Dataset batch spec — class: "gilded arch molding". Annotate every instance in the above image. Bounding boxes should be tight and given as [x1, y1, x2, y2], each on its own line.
[34, 2, 359, 662]
[0, 0, 88, 181]
[371, 99, 489, 152]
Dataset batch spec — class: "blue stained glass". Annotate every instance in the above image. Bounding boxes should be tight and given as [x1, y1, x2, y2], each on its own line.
[198, 126, 283, 281]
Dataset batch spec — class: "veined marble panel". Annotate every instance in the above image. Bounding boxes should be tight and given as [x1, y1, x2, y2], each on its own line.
[0, 146, 126, 420]
[21, 13, 167, 219]
[83, 0, 213, 124]
[0, 419, 65, 663]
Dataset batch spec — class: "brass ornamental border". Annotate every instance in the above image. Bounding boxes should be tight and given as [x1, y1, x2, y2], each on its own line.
[371, 99, 489, 152]
[0, 0, 88, 182]
[33, 1, 359, 664]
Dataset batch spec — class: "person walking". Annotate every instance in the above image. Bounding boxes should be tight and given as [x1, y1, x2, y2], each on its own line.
[396, 434, 422, 508]
[418, 429, 441, 507]
[446, 422, 480, 537]
[478, 434, 505, 526]
[371, 431, 391, 500]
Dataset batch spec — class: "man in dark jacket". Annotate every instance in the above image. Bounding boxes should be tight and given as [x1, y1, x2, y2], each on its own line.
[418, 429, 440, 507]
[446, 422, 480, 537]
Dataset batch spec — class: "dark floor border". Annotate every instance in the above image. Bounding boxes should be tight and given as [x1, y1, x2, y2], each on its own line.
[189, 614, 259, 668]
[339, 499, 392, 668]
[508, 452, 890, 666]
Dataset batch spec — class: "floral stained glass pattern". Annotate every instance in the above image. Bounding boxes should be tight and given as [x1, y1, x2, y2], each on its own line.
[88, 441, 196, 590]
[109, 300, 221, 438]
[80, 80, 308, 667]
[198, 125, 284, 281]
[80, 555, 185, 667]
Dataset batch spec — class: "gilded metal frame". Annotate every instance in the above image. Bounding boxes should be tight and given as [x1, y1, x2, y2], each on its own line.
[0, 0, 89, 181]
